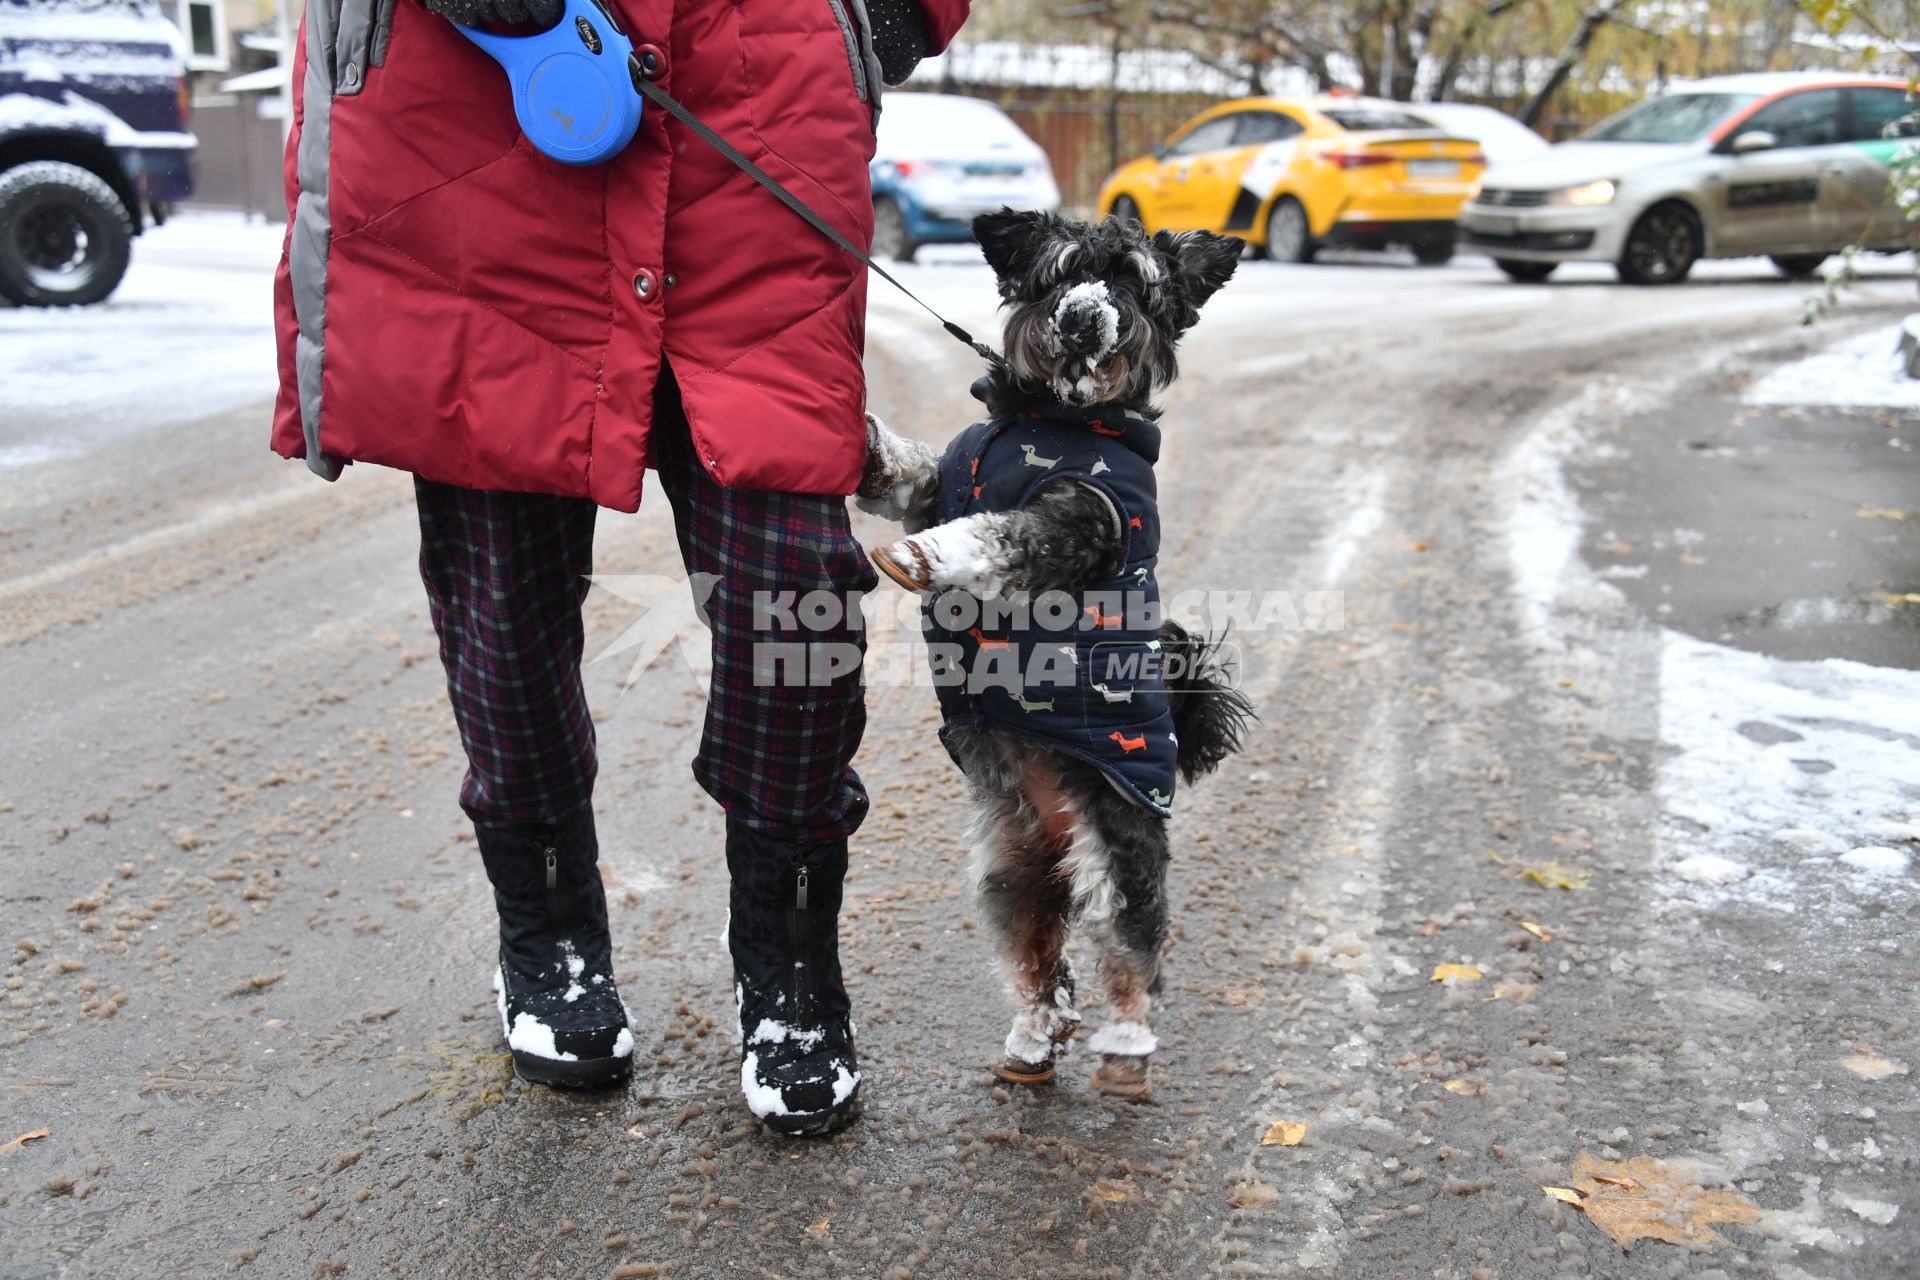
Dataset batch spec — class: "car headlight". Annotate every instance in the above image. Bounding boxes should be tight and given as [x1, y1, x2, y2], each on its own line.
[1553, 179, 1617, 207]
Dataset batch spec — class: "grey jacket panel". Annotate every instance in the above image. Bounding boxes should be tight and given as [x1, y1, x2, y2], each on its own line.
[290, 0, 355, 481]
[844, 0, 884, 127]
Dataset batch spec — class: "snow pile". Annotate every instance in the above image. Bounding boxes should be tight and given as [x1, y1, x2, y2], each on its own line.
[1745, 325, 1920, 410]
[1836, 1193, 1902, 1227]
[0, 89, 193, 147]
[0, 2, 188, 83]
[1503, 380, 1918, 908]
[1671, 853, 1750, 886]
[1839, 846, 1912, 876]
[1658, 636, 1920, 896]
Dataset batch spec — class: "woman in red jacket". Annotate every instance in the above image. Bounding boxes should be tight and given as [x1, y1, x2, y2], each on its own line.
[271, 0, 969, 1135]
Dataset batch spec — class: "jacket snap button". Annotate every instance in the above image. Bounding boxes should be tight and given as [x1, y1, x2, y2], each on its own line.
[633, 270, 655, 299]
[341, 64, 360, 90]
[664, 273, 677, 288]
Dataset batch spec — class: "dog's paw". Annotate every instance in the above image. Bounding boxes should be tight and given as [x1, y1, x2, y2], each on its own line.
[871, 538, 932, 593]
[855, 414, 938, 520]
[873, 520, 1017, 597]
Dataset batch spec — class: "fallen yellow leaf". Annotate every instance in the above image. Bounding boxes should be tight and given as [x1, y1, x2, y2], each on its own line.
[1678, 552, 1708, 565]
[805, 1210, 836, 1239]
[1857, 506, 1907, 521]
[1841, 1053, 1906, 1081]
[1227, 1178, 1280, 1209]
[1543, 1186, 1585, 1205]
[1443, 1078, 1488, 1096]
[1564, 1152, 1760, 1250]
[1260, 1120, 1306, 1147]
[0, 1127, 50, 1154]
[1516, 860, 1592, 891]
[1092, 1178, 1134, 1203]
[1431, 963, 1484, 982]
[1519, 921, 1552, 941]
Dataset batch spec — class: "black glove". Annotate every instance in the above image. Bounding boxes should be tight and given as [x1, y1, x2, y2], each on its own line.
[421, 0, 562, 29]
[864, 0, 929, 87]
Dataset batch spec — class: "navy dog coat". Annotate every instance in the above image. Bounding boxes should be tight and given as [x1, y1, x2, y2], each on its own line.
[923, 401, 1179, 817]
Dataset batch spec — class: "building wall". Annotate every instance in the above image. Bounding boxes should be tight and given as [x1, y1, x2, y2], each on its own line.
[183, 93, 286, 218]
[913, 85, 1216, 212]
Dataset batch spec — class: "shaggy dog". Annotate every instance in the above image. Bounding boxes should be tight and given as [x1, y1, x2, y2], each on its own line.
[856, 208, 1255, 1099]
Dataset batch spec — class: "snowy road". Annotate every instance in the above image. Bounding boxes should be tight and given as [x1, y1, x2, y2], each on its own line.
[2, 217, 1917, 1278]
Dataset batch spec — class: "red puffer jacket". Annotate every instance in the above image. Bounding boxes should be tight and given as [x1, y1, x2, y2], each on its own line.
[271, 0, 969, 512]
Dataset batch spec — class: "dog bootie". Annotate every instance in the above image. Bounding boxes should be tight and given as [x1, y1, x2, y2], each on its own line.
[476, 808, 634, 1088]
[1088, 1020, 1156, 1100]
[726, 821, 861, 1136]
[991, 966, 1080, 1085]
[1091, 1054, 1151, 1100]
[870, 538, 933, 593]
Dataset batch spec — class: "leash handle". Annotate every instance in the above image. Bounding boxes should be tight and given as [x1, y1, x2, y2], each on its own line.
[629, 69, 1001, 367]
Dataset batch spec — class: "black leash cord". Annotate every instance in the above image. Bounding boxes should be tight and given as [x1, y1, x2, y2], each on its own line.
[629, 69, 1002, 367]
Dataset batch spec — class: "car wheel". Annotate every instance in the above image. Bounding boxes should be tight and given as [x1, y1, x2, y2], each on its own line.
[1265, 197, 1315, 264]
[1494, 258, 1557, 283]
[1616, 202, 1700, 285]
[1769, 253, 1828, 280]
[1411, 241, 1455, 266]
[0, 160, 133, 307]
[871, 196, 916, 264]
[1108, 194, 1144, 229]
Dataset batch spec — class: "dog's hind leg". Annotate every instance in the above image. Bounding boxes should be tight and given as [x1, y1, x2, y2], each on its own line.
[1066, 775, 1171, 1101]
[960, 735, 1083, 1085]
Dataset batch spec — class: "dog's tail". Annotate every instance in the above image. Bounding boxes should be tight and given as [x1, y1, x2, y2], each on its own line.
[1159, 619, 1256, 784]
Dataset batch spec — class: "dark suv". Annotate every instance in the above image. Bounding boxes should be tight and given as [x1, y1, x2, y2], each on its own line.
[0, 0, 197, 306]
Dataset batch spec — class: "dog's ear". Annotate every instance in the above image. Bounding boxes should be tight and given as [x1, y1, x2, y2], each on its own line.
[973, 207, 1054, 282]
[1151, 229, 1243, 329]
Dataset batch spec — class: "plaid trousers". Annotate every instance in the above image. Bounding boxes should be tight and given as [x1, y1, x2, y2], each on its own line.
[416, 370, 878, 843]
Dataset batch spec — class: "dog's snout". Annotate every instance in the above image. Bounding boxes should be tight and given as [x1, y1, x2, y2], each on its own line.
[1051, 281, 1120, 363]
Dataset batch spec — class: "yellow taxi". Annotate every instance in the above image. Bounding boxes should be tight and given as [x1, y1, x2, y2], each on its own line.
[1098, 95, 1489, 264]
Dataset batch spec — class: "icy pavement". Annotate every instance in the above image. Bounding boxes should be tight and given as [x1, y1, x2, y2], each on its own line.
[3, 226, 1918, 1278]
[0, 212, 282, 470]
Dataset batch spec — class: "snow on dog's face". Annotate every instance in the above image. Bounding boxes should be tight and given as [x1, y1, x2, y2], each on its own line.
[972, 209, 1242, 411]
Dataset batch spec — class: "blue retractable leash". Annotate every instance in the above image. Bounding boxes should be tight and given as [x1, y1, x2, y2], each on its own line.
[455, 0, 644, 165]
[455, 0, 1000, 364]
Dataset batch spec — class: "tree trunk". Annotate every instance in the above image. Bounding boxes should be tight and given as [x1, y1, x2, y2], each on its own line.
[1432, 0, 1524, 103]
[1519, 0, 1625, 128]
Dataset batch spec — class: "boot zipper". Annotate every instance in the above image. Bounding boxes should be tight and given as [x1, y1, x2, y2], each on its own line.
[789, 860, 809, 1016]
[544, 848, 558, 891]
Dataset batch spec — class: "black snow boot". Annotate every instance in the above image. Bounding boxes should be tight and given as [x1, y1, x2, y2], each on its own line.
[474, 806, 633, 1088]
[726, 820, 861, 1136]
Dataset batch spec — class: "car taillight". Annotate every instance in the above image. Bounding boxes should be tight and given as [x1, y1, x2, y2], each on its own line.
[1322, 151, 1393, 169]
[177, 75, 191, 126]
[891, 159, 922, 177]
[1464, 152, 1487, 167]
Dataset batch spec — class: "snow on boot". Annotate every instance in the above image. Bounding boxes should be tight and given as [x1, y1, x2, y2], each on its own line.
[475, 807, 634, 1088]
[726, 821, 861, 1136]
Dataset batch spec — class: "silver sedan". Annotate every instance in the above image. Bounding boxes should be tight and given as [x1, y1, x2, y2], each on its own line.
[1459, 72, 1915, 283]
